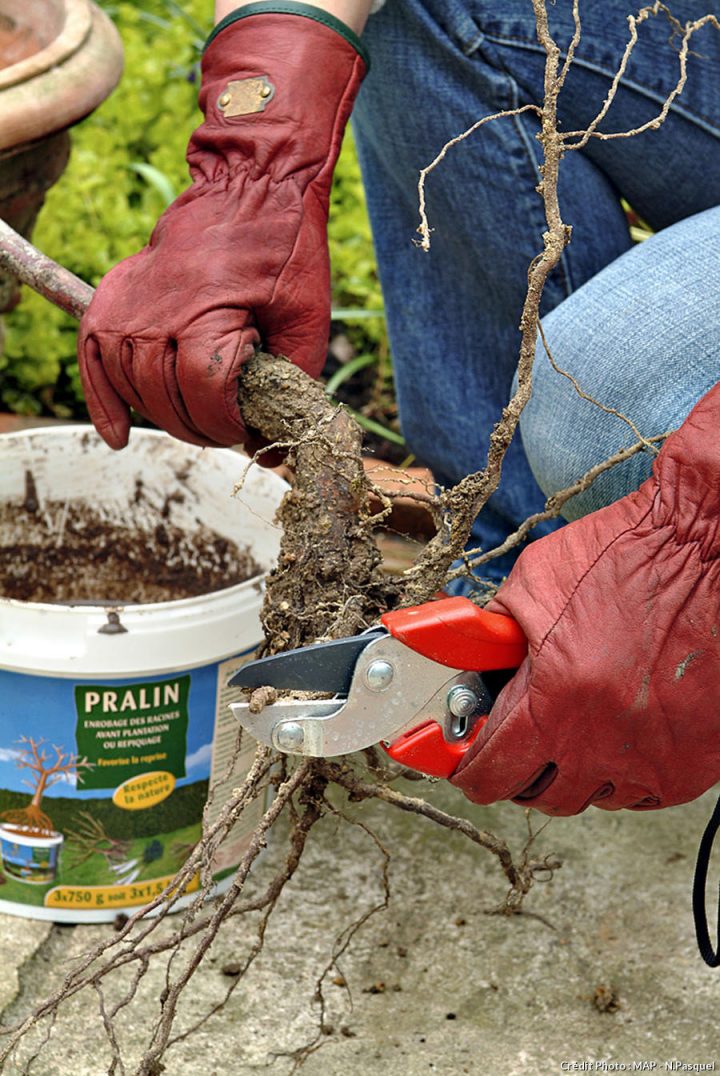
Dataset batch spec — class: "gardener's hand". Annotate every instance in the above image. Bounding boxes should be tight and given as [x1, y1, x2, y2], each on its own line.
[78, 4, 368, 449]
[451, 382, 720, 815]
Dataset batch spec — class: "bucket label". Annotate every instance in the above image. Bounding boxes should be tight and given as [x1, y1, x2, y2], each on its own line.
[0, 652, 260, 920]
[44, 872, 201, 912]
[74, 677, 191, 789]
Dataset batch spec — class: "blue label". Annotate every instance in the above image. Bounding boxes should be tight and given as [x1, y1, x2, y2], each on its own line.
[0, 651, 256, 912]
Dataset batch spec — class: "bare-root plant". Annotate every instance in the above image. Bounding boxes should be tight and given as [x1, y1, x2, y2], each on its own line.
[0, 2, 716, 1070]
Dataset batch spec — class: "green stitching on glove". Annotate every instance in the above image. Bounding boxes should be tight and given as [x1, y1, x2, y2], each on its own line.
[205, 2, 371, 69]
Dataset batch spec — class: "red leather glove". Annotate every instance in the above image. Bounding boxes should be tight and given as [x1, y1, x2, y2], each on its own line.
[78, 4, 368, 449]
[451, 382, 720, 816]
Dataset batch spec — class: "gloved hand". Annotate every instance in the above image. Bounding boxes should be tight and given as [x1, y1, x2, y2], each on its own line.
[451, 382, 720, 815]
[78, 4, 368, 449]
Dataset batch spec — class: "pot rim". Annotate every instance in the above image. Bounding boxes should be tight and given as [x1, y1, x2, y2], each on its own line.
[0, 0, 123, 151]
[0, 0, 90, 92]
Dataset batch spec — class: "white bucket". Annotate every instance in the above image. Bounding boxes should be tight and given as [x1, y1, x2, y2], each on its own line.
[0, 426, 285, 922]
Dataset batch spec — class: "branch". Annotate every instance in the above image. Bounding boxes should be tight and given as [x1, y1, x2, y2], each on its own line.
[323, 760, 558, 905]
[403, 0, 573, 603]
[0, 219, 93, 317]
[557, 0, 582, 89]
[453, 429, 672, 574]
[563, 6, 719, 148]
[137, 761, 314, 1073]
[537, 320, 658, 453]
[416, 104, 541, 252]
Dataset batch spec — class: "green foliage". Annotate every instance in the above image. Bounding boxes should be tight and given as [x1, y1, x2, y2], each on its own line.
[329, 128, 385, 341]
[328, 128, 397, 444]
[0, 0, 388, 421]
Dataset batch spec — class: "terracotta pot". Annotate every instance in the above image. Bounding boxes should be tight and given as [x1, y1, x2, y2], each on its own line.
[0, 0, 123, 312]
[363, 458, 437, 538]
[0, 0, 123, 151]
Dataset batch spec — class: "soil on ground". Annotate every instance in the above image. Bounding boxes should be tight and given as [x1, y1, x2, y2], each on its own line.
[0, 470, 259, 604]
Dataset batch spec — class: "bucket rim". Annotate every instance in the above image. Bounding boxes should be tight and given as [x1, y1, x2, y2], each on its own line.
[0, 572, 265, 614]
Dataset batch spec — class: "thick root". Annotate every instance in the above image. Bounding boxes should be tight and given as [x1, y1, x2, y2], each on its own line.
[239, 354, 401, 650]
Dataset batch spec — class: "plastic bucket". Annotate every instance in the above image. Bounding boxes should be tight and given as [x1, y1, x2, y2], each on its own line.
[0, 426, 285, 922]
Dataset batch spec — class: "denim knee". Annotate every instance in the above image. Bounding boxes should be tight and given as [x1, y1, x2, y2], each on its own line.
[520, 207, 720, 521]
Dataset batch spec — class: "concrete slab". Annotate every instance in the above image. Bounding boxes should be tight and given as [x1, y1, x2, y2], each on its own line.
[2, 779, 719, 1074]
[0, 915, 51, 1013]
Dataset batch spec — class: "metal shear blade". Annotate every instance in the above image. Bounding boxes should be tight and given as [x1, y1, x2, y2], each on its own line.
[229, 629, 385, 695]
[230, 632, 493, 758]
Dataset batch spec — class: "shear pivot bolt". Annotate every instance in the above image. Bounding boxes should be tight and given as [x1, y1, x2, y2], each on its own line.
[447, 686, 479, 719]
[365, 660, 394, 692]
[273, 721, 306, 752]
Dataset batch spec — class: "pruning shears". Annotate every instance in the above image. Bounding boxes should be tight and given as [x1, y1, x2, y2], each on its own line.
[229, 597, 528, 778]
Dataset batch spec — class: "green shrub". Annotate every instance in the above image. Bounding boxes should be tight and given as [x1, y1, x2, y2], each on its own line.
[1, 0, 388, 420]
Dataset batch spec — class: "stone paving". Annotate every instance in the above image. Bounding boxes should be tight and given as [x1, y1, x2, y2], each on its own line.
[1, 781, 719, 1075]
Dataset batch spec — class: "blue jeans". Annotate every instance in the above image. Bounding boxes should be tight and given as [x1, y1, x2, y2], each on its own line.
[352, 0, 720, 583]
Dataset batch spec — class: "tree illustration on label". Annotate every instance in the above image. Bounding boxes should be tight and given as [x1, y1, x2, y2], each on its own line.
[1, 736, 93, 835]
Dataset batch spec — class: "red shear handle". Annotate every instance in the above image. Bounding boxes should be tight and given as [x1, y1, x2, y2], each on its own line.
[381, 596, 527, 672]
[383, 719, 488, 780]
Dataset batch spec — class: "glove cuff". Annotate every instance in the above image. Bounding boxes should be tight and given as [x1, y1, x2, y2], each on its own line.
[206, 2, 371, 69]
[192, 8, 366, 187]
